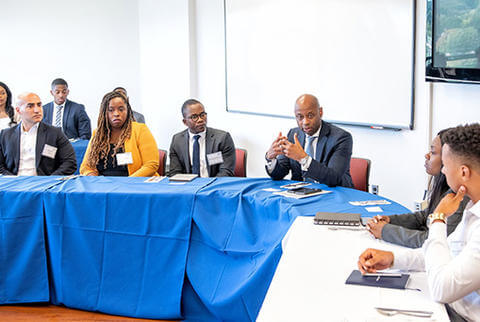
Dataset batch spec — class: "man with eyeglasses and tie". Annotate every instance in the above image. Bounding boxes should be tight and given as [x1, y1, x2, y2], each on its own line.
[43, 78, 91, 140]
[265, 94, 353, 187]
[168, 99, 236, 177]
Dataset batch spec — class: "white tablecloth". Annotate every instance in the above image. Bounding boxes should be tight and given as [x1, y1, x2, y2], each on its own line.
[258, 217, 449, 321]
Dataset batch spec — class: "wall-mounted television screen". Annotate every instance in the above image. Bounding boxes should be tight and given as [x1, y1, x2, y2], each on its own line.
[426, 0, 480, 84]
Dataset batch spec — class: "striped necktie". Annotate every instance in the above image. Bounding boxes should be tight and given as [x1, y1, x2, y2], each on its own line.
[55, 105, 63, 128]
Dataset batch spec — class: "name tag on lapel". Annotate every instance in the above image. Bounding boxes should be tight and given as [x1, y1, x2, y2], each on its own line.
[42, 144, 57, 159]
[207, 151, 223, 165]
[116, 152, 133, 165]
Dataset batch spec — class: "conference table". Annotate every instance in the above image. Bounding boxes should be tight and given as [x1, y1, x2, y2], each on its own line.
[258, 216, 449, 321]
[1, 175, 416, 320]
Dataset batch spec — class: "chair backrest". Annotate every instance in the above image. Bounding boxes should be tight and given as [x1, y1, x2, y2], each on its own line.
[234, 148, 247, 177]
[349, 157, 371, 192]
[158, 149, 167, 176]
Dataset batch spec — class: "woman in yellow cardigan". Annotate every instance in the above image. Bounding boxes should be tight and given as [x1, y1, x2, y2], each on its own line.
[80, 91, 159, 177]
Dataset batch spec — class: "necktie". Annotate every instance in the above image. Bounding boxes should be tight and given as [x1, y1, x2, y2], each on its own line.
[305, 136, 315, 159]
[55, 105, 63, 128]
[192, 135, 200, 175]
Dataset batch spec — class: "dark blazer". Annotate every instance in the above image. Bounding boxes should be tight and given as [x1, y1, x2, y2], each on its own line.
[267, 121, 353, 187]
[132, 110, 145, 124]
[382, 191, 469, 248]
[0, 122, 77, 175]
[43, 99, 92, 140]
[168, 127, 236, 177]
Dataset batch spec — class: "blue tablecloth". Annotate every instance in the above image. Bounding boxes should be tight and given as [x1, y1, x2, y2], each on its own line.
[182, 178, 409, 321]
[1, 176, 410, 320]
[43, 176, 215, 319]
[0, 176, 62, 304]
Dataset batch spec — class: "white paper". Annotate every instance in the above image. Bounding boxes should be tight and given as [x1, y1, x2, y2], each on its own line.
[349, 200, 391, 206]
[144, 176, 165, 183]
[116, 152, 133, 165]
[42, 144, 57, 159]
[263, 188, 281, 192]
[366, 206, 383, 213]
[207, 151, 224, 165]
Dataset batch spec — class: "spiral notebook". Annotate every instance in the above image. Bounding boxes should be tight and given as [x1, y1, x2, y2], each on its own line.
[313, 212, 362, 226]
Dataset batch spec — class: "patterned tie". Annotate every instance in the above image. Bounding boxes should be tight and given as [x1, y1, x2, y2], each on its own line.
[55, 105, 63, 128]
[192, 135, 200, 175]
[305, 136, 315, 159]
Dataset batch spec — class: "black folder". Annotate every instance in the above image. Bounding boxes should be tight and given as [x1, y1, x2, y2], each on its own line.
[345, 270, 410, 290]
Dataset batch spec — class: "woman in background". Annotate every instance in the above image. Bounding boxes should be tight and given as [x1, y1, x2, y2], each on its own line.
[366, 129, 468, 248]
[0, 82, 19, 130]
[80, 91, 158, 177]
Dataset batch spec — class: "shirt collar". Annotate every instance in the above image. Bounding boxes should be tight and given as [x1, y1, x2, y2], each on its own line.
[466, 199, 480, 218]
[54, 101, 66, 109]
[189, 130, 206, 140]
[21, 122, 39, 134]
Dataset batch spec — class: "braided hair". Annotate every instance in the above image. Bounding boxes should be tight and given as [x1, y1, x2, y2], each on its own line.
[0, 82, 17, 127]
[85, 91, 133, 170]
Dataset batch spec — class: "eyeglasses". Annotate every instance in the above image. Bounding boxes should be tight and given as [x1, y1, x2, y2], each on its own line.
[187, 112, 207, 121]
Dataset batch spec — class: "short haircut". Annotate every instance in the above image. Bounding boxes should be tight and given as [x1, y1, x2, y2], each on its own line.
[51, 78, 68, 89]
[181, 99, 203, 117]
[442, 123, 480, 169]
[113, 86, 127, 94]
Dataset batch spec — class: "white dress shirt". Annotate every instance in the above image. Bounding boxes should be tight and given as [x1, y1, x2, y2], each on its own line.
[266, 126, 321, 173]
[17, 122, 39, 176]
[54, 102, 65, 128]
[0, 117, 10, 131]
[392, 200, 480, 321]
[188, 130, 208, 177]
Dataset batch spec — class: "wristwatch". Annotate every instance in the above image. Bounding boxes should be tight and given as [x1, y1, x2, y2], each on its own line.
[428, 212, 446, 225]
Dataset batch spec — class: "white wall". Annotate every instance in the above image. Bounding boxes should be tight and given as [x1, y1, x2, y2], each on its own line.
[1, 0, 141, 126]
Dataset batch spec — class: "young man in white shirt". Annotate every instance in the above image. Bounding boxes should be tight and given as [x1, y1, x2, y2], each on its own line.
[358, 123, 480, 321]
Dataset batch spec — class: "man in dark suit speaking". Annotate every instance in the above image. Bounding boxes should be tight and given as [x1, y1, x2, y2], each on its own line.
[168, 99, 236, 177]
[43, 78, 91, 140]
[0, 92, 76, 176]
[265, 94, 353, 187]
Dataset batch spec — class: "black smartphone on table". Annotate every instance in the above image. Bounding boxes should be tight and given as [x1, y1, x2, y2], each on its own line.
[289, 187, 323, 195]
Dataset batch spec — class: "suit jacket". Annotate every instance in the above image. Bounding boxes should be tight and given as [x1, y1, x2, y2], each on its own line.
[382, 191, 469, 248]
[43, 99, 92, 140]
[168, 127, 236, 177]
[267, 121, 353, 187]
[0, 122, 77, 175]
[80, 122, 159, 177]
[132, 110, 145, 124]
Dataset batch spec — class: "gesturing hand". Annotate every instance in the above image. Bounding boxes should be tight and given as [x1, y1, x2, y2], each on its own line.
[433, 186, 466, 217]
[266, 132, 288, 160]
[282, 133, 308, 162]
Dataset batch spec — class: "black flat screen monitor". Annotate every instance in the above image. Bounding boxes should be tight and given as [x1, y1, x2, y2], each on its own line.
[426, 0, 480, 84]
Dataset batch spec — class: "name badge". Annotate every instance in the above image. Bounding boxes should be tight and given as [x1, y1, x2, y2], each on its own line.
[42, 144, 57, 159]
[207, 151, 224, 165]
[116, 152, 133, 166]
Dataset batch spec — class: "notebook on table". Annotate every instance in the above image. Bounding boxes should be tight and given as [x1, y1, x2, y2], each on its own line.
[313, 212, 362, 226]
[345, 270, 410, 290]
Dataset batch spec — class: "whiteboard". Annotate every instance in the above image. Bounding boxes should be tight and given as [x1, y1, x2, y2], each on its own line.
[224, 0, 415, 130]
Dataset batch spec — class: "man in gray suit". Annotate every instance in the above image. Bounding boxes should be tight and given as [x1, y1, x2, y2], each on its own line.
[168, 99, 236, 177]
